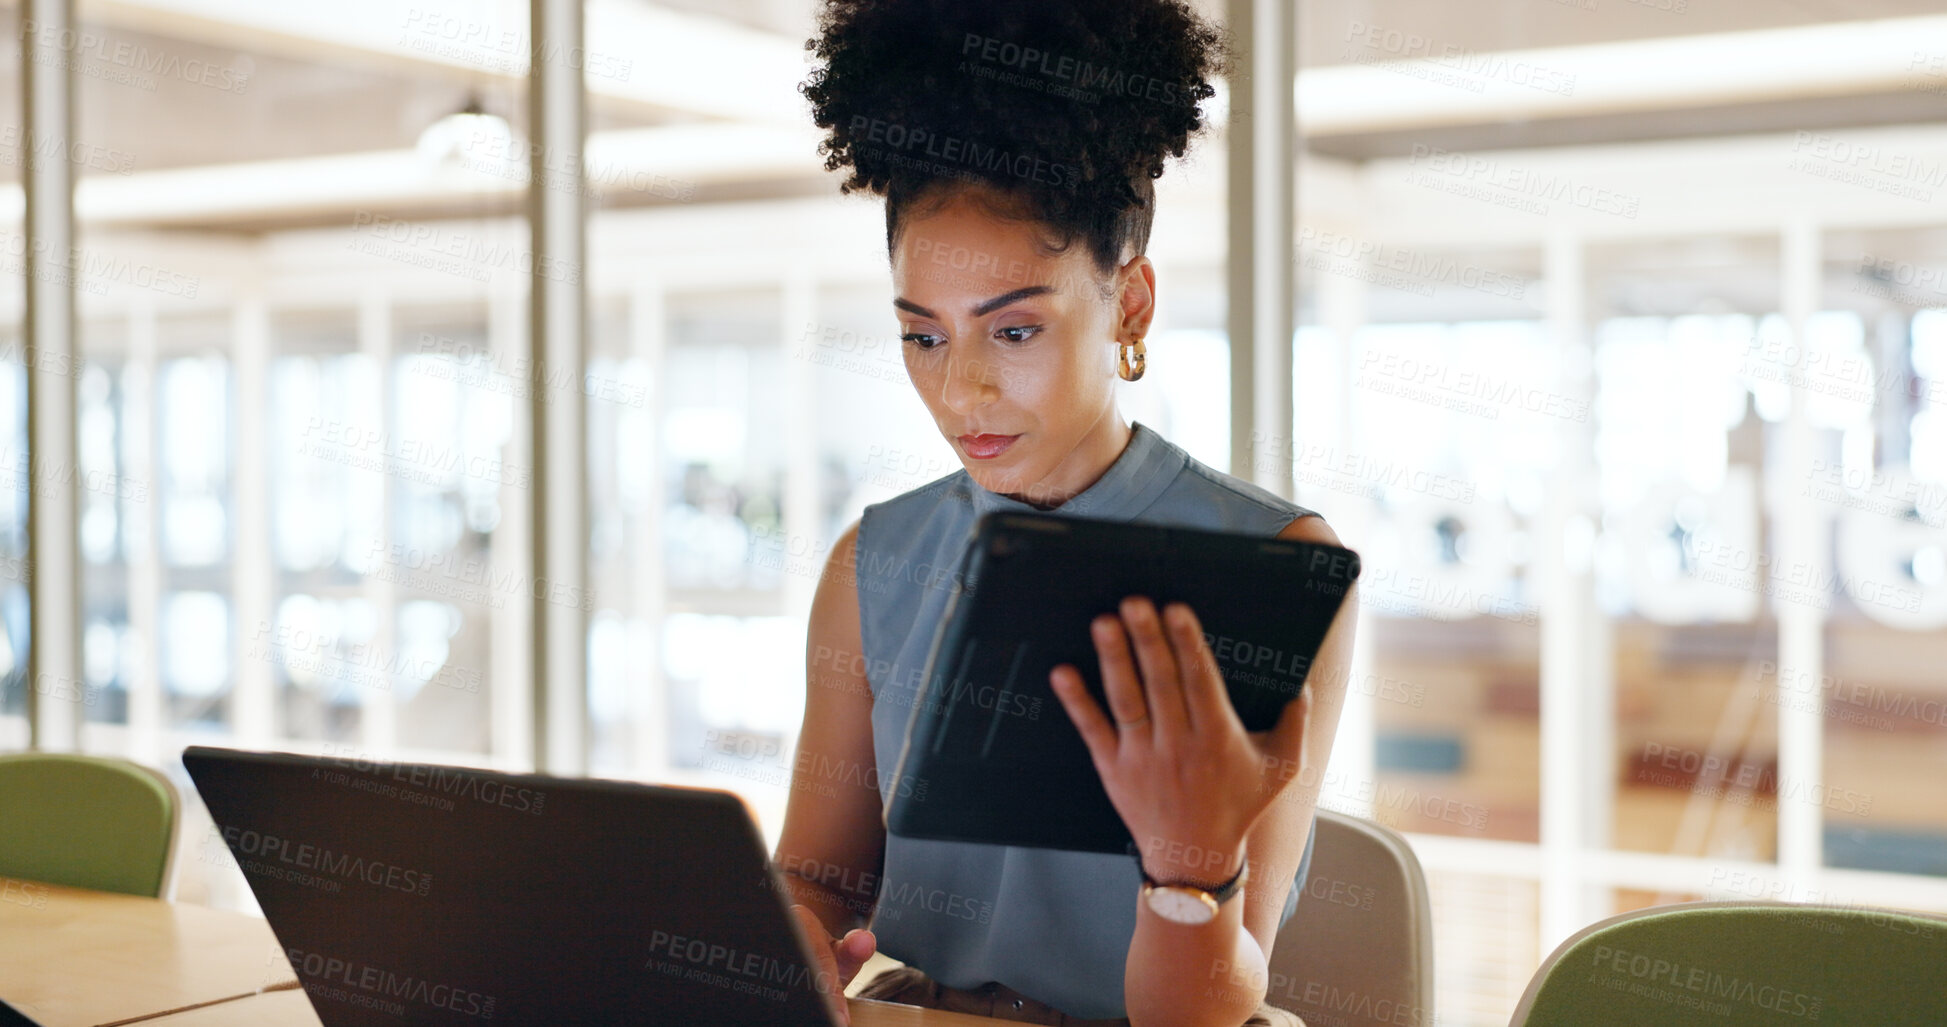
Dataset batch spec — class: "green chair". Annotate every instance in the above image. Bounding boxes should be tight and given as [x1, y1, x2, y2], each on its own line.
[0, 752, 180, 898]
[1510, 900, 1947, 1026]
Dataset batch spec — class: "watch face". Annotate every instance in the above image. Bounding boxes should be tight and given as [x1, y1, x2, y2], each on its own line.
[1145, 886, 1219, 925]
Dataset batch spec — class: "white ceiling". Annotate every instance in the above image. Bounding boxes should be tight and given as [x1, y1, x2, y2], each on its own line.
[0, 0, 1939, 230]
[641, 0, 1947, 55]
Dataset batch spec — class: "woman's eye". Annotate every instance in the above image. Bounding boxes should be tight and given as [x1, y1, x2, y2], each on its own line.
[901, 332, 944, 350]
[996, 325, 1042, 344]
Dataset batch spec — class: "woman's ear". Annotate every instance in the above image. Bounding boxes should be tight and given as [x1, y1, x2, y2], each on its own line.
[1116, 254, 1158, 341]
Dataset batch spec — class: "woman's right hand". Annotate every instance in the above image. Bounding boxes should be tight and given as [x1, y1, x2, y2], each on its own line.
[789, 904, 877, 1026]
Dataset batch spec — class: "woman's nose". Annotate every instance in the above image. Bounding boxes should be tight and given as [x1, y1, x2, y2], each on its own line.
[939, 349, 1001, 413]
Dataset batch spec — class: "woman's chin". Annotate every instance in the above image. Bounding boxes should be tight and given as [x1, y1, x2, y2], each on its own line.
[966, 465, 1032, 499]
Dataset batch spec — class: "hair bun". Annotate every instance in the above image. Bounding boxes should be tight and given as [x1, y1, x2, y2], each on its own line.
[802, 0, 1226, 272]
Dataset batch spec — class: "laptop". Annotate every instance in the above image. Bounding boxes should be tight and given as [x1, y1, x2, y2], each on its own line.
[0, 998, 45, 1027]
[184, 746, 845, 1026]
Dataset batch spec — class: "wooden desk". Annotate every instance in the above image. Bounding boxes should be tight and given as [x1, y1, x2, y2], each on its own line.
[139, 985, 1006, 1025]
[98, 989, 315, 1027]
[0, 879, 296, 1026]
[0, 880, 1007, 1026]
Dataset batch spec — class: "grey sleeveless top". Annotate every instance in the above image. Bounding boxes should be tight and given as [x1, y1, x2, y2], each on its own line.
[854, 419, 1323, 1020]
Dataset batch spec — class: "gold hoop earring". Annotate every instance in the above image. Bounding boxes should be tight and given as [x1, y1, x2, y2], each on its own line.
[1117, 338, 1146, 382]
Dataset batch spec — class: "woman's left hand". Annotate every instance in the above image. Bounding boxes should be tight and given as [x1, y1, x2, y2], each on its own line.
[1049, 595, 1313, 884]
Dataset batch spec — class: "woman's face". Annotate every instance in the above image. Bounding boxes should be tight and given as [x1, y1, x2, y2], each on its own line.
[889, 187, 1154, 507]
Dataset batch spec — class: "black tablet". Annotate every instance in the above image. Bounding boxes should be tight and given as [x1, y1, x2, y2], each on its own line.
[882, 510, 1361, 856]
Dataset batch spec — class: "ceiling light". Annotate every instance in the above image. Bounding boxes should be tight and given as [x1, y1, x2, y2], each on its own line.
[417, 94, 514, 171]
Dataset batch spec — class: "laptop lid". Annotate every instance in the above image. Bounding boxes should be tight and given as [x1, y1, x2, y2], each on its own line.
[183, 746, 839, 1026]
[0, 998, 46, 1027]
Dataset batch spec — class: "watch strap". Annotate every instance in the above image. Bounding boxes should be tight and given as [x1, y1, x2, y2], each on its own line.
[1139, 855, 1248, 905]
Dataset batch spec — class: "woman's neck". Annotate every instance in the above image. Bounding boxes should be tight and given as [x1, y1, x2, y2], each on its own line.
[998, 412, 1133, 510]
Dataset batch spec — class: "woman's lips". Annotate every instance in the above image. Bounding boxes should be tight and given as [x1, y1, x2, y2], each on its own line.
[958, 433, 1020, 459]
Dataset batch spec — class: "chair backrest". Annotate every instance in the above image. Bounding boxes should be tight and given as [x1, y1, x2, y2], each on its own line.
[1266, 809, 1435, 1027]
[1509, 900, 1947, 1026]
[0, 753, 179, 898]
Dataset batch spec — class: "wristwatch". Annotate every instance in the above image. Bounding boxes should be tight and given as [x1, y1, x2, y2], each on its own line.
[1138, 857, 1248, 925]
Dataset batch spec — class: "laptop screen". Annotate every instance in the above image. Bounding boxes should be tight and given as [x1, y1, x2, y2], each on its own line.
[185, 746, 837, 1026]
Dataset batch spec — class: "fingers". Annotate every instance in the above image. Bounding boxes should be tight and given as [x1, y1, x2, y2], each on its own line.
[790, 904, 838, 977]
[1163, 602, 1237, 732]
[836, 929, 877, 984]
[789, 905, 851, 1026]
[1089, 613, 1152, 732]
[1051, 663, 1120, 770]
[1117, 596, 1190, 738]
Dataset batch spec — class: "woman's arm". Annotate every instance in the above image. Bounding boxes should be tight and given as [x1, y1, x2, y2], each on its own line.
[1055, 513, 1359, 1027]
[773, 519, 888, 1021]
[1234, 515, 1356, 968]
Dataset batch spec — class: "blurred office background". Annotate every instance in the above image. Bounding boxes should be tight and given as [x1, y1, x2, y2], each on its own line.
[2, 0, 1946, 1022]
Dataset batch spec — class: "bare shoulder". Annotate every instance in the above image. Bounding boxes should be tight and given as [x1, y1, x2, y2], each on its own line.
[809, 517, 865, 652]
[1275, 511, 1341, 546]
[827, 516, 863, 575]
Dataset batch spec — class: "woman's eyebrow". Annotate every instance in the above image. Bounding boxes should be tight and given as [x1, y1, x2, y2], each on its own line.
[893, 285, 1055, 320]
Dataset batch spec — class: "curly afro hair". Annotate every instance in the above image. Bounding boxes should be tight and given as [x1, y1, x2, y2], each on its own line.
[801, 0, 1227, 278]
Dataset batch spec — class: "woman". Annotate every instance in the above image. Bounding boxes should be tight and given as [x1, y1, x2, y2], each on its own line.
[776, 2, 1355, 1024]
